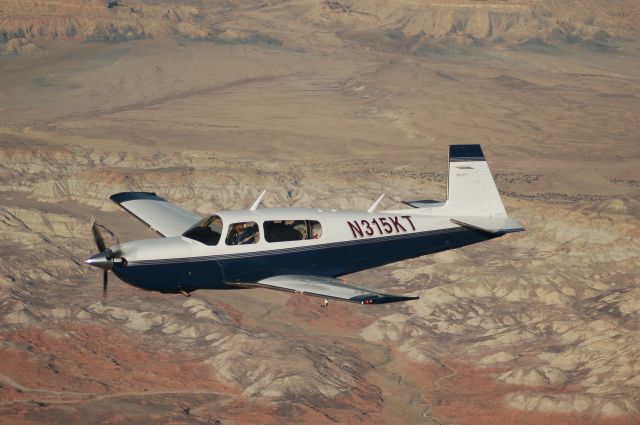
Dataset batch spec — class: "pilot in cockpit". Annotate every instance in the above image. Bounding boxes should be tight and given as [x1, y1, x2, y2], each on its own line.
[227, 222, 259, 245]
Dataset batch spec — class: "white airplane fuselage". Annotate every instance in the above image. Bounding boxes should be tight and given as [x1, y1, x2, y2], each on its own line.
[109, 207, 496, 293]
[86, 145, 524, 303]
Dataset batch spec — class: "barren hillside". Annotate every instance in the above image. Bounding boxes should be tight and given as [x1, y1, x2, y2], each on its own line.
[1, 0, 639, 54]
[0, 1, 639, 424]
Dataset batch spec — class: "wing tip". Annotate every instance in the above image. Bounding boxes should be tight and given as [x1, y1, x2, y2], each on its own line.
[355, 294, 420, 305]
[110, 192, 161, 204]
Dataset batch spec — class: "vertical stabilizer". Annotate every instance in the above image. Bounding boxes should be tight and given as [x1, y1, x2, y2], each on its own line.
[446, 145, 506, 217]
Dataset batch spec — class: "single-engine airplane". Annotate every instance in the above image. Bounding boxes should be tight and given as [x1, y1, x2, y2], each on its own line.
[86, 144, 524, 304]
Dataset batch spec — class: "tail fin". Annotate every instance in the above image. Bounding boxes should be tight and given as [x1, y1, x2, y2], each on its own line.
[396, 145, 523, 234]
[445, 144, 506, 216]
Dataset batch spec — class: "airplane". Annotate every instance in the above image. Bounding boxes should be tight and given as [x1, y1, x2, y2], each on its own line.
[86, 144, 524, 305]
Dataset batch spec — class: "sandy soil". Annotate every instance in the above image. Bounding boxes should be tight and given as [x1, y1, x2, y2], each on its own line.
[1, 1, 639, 424]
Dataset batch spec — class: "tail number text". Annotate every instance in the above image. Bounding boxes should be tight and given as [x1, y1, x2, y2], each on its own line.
[347, 216, 415, 238]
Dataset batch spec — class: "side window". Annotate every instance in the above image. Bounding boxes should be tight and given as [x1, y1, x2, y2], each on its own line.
[225, 222, 260, 245]
[264, 220, 322, 242]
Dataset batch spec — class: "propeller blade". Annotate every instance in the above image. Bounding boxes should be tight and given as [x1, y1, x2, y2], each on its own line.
[103, 269, 108, 299]
[91, 218, 107, 253]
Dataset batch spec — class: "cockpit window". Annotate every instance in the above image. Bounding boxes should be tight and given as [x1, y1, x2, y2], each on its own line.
[264, 220, 322, 242]
[182, 215, 223, 246]
[226, 222, 260, 245]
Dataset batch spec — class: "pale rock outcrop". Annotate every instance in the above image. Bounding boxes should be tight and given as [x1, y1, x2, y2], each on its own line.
[480, 351, 516, 365]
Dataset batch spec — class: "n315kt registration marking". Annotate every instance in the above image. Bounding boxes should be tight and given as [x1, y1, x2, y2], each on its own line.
[348, 216, 415, 238]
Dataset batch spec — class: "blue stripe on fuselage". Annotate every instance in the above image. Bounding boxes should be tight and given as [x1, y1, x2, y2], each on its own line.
[111, 227, 496, 292]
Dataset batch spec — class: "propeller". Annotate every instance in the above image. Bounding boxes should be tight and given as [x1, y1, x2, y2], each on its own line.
[87, 218, 119, 300]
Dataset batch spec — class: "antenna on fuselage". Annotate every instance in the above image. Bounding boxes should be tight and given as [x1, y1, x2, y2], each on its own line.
[249, 190, 267, 211]
[367, 193, 385, 213]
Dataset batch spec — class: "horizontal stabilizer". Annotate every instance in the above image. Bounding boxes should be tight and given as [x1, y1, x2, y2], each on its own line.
[451, 216, 524, 235]
[230, 275, 418, 305]
[402, 200, 445, 209]
[110, 192, 201, 237]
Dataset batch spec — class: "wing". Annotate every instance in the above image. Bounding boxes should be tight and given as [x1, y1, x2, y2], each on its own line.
[231, 275, 418, 304]
[110, 192, 202, 237]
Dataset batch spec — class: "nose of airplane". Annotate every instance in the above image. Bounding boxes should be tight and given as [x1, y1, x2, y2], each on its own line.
[85, 250, 113, 270]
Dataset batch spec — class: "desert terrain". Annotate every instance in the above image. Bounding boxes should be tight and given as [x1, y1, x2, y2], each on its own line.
[1, 0, 639, 424]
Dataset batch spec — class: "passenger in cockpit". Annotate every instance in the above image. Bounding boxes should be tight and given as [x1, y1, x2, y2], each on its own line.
[311, 222, 322, 239]
[244, 223, 260, 243]
[293, 221, 307, 240]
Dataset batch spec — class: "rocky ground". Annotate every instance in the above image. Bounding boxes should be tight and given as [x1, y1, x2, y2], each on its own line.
[1, 1, 639, 424]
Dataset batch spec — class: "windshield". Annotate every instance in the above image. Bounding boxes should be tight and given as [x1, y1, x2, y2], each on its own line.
[182, 215, 223, 246]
